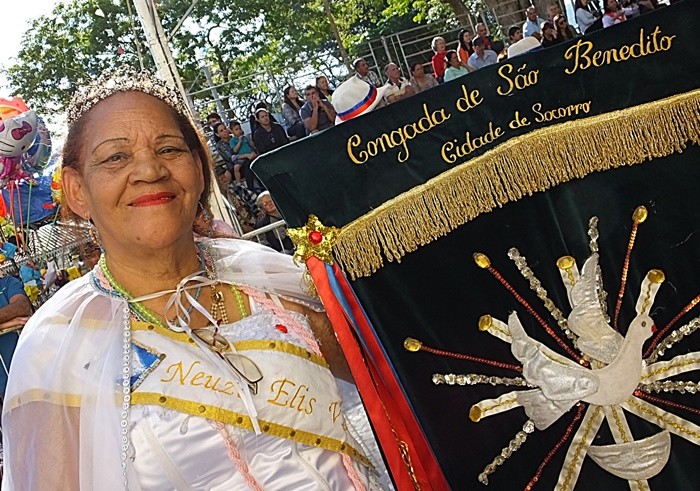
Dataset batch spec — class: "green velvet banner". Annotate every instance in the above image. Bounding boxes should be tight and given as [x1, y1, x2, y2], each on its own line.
[254, 2, 700, 489]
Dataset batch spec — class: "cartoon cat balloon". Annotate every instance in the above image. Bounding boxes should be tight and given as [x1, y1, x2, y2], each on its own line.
[0, 109, 36, 185]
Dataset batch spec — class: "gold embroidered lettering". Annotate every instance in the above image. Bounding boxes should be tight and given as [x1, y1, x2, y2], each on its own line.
[564, 27, 676, 75]
[455, 84, 483, 112]
[344, 103, 450, 165]
[497, 63, 539, 97]
[532, 101, 591, 123]
[220, 381, 236, 395]
[268, 378, 295, 407]
[204, 375, 222, 391]
[328, 401, 342, 422]
[347, 134, 368, 165]
[191, 371, 207, 386]
[440, 122, 504, 164]
[160, 361, 199, 385]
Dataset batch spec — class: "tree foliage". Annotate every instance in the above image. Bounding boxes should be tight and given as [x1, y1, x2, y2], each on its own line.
[6, 0, 518, 121]
[6, 0, 149, 115]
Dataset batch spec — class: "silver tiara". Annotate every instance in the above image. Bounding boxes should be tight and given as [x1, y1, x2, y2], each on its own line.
[67, 68, 188, 126]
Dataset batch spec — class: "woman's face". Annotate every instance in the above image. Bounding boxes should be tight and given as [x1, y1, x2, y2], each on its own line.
[259, 195, 277, 215]
[462, 31, 473, 44]
[449, 52, 459, 67]
[216, 124, 230, 139]
[62, 92, 205, 254]
[607, 0, 617, 9]
[317, 77, 329, 91]
[582, 0, 589, 5]
[288, 87, 298, 99]
[412, 64, 425, 77]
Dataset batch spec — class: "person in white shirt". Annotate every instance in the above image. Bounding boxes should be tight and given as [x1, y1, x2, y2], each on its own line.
[468, 37, 499, 71]
[523, 6, 546, 39]
[382, 63, 415, 104]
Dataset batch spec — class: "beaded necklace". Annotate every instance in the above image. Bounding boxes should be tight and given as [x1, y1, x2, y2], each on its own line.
[97, 245, 206, 328]
[94, 244, 247, 327]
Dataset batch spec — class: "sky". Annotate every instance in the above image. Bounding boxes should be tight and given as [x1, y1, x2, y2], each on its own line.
[1, 0, 62, 92]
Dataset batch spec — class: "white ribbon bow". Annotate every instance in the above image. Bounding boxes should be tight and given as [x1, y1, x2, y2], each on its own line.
[132, 271, 263, 434]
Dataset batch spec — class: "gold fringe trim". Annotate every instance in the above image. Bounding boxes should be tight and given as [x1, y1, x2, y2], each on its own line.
[335, 89, 700, 279]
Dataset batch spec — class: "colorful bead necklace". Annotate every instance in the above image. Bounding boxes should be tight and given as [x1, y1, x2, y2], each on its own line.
[94, 244, 247, 327]
[98, 245, 206, 328]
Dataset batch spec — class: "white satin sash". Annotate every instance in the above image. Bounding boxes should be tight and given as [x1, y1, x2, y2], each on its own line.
[131, 323, 372, 468]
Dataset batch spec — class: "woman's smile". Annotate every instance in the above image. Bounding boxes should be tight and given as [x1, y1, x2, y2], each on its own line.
[130, 191, 177, 207]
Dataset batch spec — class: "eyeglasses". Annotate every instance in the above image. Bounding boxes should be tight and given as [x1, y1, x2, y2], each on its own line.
[192, 326, 263, 394]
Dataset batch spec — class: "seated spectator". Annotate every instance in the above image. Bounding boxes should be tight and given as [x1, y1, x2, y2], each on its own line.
[214, 121, 252, 189]
[540, 21, 564, 47]
[206, 112, 221, 131]
[408, 62, 439, 93]
[212, 121, 236, 168]
[575, 0, 602, 34]
[623, 1, 640, 18]
[0, 272, 32, 398]
[523, 6, 546, 39]
[444, 50, 470, 81]
[300, 85, 336, 134]
[215, 166, 259, 234]
[602, 0, 626, 27]
[457, 29, 474, 65]
[281, 86, 307, 140]
[468, 38, 498, 71]
[382, 63, 414, 104]
[554, 14, 577, 40]
[316, 75, 334, 102]
[547, 2, 562, 21]
[248, 101, 279, 136]
[508, 25, 524, 45]
[206, 112, 222, 144]
[252, 107, 289, 155]
[255, 192, 294, 254]
[430, 36, 448, 83]
[632, 0, 657, 14]
[475, 22, 505, 54]
[353, 58, 382, 87]
[229, 120, 258, 189]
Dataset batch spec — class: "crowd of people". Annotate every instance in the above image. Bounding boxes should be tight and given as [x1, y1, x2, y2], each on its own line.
[204, 0, 661, 247]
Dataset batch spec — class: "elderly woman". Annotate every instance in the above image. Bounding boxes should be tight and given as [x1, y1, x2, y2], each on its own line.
[430, 36, 448, 83]
[408, 62, 439, 94]
[2, 69, 388, 490]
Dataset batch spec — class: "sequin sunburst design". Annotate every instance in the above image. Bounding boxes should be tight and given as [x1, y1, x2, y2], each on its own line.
[407, 206, 700, 490]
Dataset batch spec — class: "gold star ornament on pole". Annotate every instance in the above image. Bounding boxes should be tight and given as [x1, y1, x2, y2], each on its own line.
[288, 215, 340, 265]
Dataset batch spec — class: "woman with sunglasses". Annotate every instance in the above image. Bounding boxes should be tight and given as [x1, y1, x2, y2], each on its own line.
[554, 14, 578, 40]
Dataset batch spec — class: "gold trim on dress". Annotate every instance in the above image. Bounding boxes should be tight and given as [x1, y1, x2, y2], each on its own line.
[131, 392, 372, 468]
[333, 90, 700, 279]
[4, 389, 83, 411]
[132, 322, 329, 368]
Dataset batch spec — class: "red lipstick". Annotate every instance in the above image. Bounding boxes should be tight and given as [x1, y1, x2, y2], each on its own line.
[130, 192, 175, 207]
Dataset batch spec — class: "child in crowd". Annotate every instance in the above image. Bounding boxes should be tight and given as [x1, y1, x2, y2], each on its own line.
[229, 121, 257, 188]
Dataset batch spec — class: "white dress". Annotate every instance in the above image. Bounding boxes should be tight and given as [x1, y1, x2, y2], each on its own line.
[2, 239, 391, 491]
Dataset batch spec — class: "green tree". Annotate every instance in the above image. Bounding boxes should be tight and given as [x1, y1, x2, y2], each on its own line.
[5, 0, 435, 121]
[6, 0, 148, 115]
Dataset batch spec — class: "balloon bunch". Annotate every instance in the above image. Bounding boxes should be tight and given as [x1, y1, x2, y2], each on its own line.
[0, 97, 52, 187]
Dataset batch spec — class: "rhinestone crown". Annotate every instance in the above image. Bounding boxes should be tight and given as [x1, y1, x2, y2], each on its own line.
[67, 68, 188, 126]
